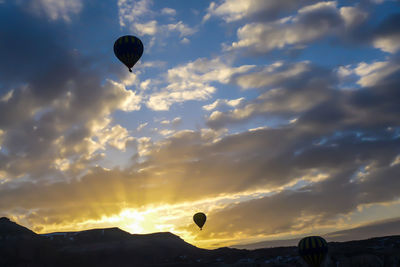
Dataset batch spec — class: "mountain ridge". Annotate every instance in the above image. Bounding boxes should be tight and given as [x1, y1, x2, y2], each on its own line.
[233, 216, 400, 250]
[0, 216, 38, 238]
[0, 217, 399, 266]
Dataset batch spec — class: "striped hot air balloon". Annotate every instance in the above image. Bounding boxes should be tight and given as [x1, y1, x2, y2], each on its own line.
[193, 212, 206, 230]
[298, 236, 328, 267]
[113, 35, 143, 72]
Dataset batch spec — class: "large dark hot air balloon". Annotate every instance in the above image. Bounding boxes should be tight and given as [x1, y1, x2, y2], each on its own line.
[114, 35, 143, 72]
[193, 212, 206, 230]
[298, 236, 328, 267]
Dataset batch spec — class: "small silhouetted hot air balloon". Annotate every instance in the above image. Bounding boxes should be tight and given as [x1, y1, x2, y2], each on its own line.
[114, 35, 143, 72]
[298, 236, 328, 267]
[193, 212, 206, 230]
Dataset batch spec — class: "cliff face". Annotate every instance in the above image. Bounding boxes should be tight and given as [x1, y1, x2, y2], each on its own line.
[0, 217, 399, 267]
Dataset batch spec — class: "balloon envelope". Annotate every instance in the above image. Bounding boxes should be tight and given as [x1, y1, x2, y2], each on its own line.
[298, 236, 328, 267]
[114, 35, 143, 72]
[193, 212, 206, 230]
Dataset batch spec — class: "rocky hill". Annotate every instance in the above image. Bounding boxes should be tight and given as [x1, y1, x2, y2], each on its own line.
[0, 217, 399, 266]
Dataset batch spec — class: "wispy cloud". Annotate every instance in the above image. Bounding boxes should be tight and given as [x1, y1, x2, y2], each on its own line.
[203, 98, 245, 111]
[204, 0, 312, 23]
[25, 0, 83, 22]
[146, 57, 255, 110]
[161, 7, 177, 16]
[118, 0, 196, 43]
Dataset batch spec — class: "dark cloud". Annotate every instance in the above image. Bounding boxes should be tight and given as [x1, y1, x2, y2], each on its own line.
[207, 62, 337, 129]
[0, 3, 71, 89]
[208, 58, 400, 133]
[0, 88, 37, 128]
[184, 176, 359, 240]
[0, 2, 139, 180]
[196, 57, 400, 239]
[187, 162, 400, 240]
[1, 118, 399, 230]
[369, 12, 400, 53]
[325, 217, 400, 241]
[373, 13, 400, 38]
[299, 64, 400, 132]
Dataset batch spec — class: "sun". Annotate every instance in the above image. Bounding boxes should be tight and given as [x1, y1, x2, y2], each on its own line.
[118, 209, 147, 233]
[112, 208, 181, 235]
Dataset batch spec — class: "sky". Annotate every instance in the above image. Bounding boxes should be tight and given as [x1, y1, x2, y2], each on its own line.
[0, 0, 400, 249]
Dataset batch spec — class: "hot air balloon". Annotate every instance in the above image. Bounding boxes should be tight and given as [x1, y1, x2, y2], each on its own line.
[193, 212, 206, 230]
[298, 236, 328, 267]
[113, 35, 143, 72]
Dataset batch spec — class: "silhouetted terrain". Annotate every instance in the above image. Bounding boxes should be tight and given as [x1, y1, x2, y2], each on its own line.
[0, 217, 399, 266]
[234, 217, 400, 250]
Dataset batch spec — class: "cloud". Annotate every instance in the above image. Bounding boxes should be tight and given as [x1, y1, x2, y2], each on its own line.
[234, 61, 308, 89]
[95, 122, 134, 151]
[137, 122, 148, 131]
[297, 61, 400, 133]
[134, 20, 158, 35]
[132, 21, 196, 39]
[161, 7, 176, 16]
[2, 95, 400, 242]
[339, 6, 368, 28]
[0, 4, 74, 87]
[106, 80, 142, 112]
[0, 129, 4, 150]
[146, 85, 215, 111]
[183, 150, 400, 240]
[166, 21, 196, 37]
[336, 60, 400, 87]
[118, 0, 196, 42]
[207, 57, 400, 131]
[203, 97, 245, 111]
[171, 117, 182, 125]
[159, 129, 175, 136]
[234, 214, 400, 249]
[207, 61, 334, 128]
[373, 36, 400, 53]
[156, 117, 182, 137]
[181, 37, 190, 44]
[160, 117, 182, 126]
[0, 78, 142, 180]
[0, 3, 143, 181]
[204, 0, 312, 23]
[1, 90, 17, 104]
[372, 13, 400, 53]
[24, 0, 83, 22]
[146, 57, 255, 110]
[118, 0, 153, 28]
[0, 126, 303, 223]
[354, 60, 400, 87]
[325, 217, 400, 241]
[228, 2, 367, 53]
